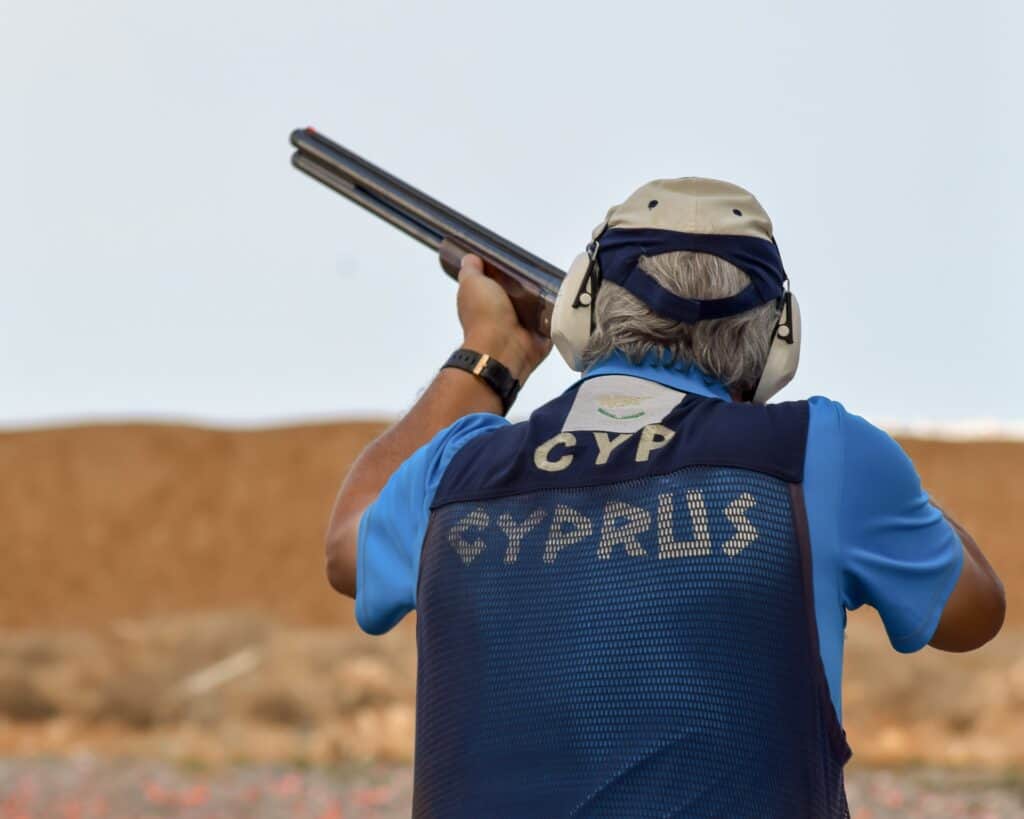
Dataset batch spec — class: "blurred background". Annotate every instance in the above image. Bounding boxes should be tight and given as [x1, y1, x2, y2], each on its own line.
[2, 1, 1022, 816]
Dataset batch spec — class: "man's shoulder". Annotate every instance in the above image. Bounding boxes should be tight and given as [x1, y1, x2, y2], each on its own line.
[802, 395, 899, 452]
[805, 395, 853, 422]
[802, 395, 921, 496]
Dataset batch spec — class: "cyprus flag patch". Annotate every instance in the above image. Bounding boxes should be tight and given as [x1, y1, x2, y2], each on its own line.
[562, 375, 685, 434]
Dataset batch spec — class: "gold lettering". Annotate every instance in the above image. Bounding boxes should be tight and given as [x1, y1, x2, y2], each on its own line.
[543, 505, 592, 563]
[448, 508, 490, 565]
[657, 490, 712, 558]
[723, 493, 757, 557]
[534, 432, 577, 472]
[593, 431, 634, 465]
[597, 500, 651, 559]
[498, 509, 546, 564]
[635, 424, 675, 462]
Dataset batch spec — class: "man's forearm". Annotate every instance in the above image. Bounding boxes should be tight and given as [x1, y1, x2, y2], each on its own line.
[948, 516, 1001, 588]
[928, 504, 1006, 651]
[324, 366, 505, 597]
[936, 505, 1002, 589]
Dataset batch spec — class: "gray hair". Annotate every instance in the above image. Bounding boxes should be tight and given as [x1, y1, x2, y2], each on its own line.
[580, 251, 779, 394]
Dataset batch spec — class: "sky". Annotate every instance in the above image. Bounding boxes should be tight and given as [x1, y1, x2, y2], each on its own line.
[2, 1, 1021, 427]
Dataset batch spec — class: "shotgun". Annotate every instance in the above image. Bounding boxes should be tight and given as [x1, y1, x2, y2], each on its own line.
[289, 127, 565, 337]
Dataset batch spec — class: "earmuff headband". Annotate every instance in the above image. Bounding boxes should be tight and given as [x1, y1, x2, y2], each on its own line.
[596, 228, 788, 324]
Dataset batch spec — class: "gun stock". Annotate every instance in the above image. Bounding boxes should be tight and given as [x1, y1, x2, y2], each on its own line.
[290, 127, 564, 337]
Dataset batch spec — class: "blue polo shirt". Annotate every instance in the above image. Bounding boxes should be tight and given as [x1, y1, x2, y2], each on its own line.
[355, 354, 964, 723]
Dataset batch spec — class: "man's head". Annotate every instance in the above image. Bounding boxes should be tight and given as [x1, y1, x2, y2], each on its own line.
[579, 250, 779, 396]
[551, 177, 800, 402]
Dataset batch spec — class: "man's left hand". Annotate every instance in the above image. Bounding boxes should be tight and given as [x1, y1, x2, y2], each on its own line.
[456, 254, 552, 383]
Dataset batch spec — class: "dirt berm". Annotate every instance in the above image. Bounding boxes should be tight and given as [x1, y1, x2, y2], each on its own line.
[0, 423, 1021, 767]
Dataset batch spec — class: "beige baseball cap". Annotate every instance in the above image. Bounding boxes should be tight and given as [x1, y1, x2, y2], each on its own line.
[590, 177, 788, 325]
[594, 177, 775, 241]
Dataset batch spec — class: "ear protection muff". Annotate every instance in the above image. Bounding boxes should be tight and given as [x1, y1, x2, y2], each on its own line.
[551, 243, 602, 372]
[751, 291, 801, 404]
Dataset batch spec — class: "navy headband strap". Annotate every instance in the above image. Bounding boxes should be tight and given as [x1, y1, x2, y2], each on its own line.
[596, 228, 788, 324]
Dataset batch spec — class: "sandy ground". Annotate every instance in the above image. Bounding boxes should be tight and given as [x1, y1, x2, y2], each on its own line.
[1, 759, 1022, 818]
[0, 422, 1022, 811]
[1, 612, 1023, 770]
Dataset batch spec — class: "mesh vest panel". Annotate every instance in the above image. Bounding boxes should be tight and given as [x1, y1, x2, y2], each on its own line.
[414, 465, 849, 818]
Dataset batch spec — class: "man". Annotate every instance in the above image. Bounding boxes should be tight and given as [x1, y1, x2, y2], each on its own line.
[325, 179, 1005, 817]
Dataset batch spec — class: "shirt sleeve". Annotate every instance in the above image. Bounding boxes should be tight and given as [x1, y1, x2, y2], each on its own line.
[355, 412, 509, 635]
[834, 402, 965, 653]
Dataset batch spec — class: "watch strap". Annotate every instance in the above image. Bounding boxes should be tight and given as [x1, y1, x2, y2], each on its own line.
[442, 348, 521, 414]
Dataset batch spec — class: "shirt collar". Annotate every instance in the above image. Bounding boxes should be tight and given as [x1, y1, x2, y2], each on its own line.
[577, 350, 733, 402]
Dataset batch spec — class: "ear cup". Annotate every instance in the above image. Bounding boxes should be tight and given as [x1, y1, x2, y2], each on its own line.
[751, 293, 801, 404]
[551, 252, 597, 371]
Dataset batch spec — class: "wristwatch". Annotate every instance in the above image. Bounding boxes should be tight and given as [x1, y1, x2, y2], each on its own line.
[442, 348, 522, 415]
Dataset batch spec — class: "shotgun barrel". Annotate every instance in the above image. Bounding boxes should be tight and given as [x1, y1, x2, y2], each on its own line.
[289, 127, 565, 337]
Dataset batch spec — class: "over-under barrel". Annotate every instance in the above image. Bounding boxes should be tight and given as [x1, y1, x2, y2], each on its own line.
[290, 128, 564, 337]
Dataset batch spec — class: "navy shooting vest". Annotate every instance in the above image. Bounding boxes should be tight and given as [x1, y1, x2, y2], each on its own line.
[414, 379, 852, 818]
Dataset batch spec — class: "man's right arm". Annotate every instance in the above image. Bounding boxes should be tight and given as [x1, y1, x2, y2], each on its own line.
[324, 254, 550, 602]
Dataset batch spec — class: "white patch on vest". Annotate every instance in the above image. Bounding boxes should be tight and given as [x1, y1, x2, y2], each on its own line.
[498, 509, 546, 564]
[543, 505, 592, 563]
[657, 490, 712, 558]
[723, 493, 758, 557]
[563, 375, 685, 433]
[448, 508, 490, 565]
[597, 500, 651, 559]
